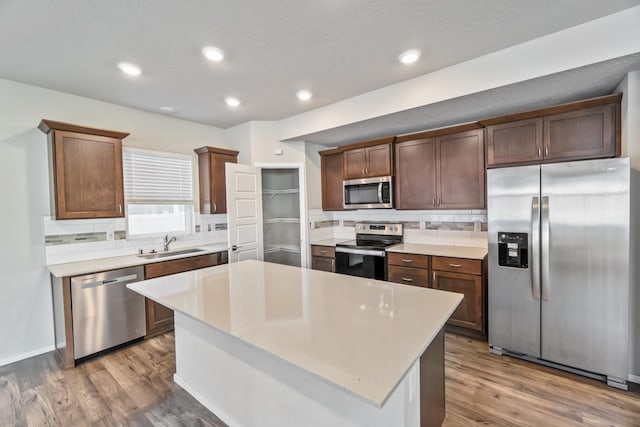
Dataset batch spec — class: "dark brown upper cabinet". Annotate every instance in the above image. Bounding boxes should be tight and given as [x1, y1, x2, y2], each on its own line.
[39, 119, 128, 220]
[195, 146, 239, 214]
[395, 137, 437, 209]
[319, 149, 344, 211]
[482, 94, 621, 168]
[342, 137, 394, 179]
[395, 125, 485, 210]
[486, 117, 543, 167]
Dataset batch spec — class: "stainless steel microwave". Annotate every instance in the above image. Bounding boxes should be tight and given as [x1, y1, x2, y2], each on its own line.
[343, 176, 393, 209]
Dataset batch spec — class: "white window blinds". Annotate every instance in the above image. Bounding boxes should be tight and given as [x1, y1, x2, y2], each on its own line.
[123, 148, 193, 204]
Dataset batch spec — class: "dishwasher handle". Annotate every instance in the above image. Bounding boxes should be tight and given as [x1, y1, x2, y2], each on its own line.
[80, 273, 140, 289]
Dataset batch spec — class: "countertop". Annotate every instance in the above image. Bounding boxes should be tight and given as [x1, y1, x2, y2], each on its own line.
[47, 243, 229, 278]
[127, 259, 462, 407]
[309, 238, 350, 246]
[386, 243, 488, 260]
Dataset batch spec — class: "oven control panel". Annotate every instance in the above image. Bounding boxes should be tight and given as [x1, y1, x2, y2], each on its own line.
[356, 223, 403, 236]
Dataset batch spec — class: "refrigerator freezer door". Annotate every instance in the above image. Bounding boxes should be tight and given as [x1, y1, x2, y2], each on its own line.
[540, 158, 629, 379]
[488, 165, 541, 357]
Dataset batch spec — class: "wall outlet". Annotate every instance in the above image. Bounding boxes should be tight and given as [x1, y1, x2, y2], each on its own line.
[207, 224, 212, 232]
[474, 221, 482, 232]
[106, 231, 114, 240]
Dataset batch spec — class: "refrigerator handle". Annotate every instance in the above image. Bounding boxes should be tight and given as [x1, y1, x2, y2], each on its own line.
[541, 196, 550, 301]
[531, 197, 541, 300]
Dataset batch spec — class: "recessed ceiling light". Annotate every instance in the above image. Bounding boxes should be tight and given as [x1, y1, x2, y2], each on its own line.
[225, 97, 240, 107]
[160, 106, 176, 114]
[398, 49, 421, 65]
[118, 62, 142, 76]
[296, 90, 312, 101]
[202, 46, 225, 62]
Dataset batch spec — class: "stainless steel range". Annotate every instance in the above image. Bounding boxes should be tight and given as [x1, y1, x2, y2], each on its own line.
[335, 223, 403, 280]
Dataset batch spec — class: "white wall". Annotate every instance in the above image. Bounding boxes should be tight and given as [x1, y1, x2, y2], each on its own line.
[0, 79, 226, 365]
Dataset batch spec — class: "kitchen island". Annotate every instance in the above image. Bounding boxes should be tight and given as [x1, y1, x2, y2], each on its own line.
[128, 259, 462, 427]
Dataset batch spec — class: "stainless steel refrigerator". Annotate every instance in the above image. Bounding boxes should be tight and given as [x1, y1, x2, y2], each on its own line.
[487, 157, 630, 389]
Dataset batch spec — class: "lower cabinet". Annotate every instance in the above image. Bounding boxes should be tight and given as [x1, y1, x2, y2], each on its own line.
[387, 252, 430, 287]
[144, 251, 226, 337]
[432, 271, 483, 332]
[310, 245, 335, 272]
[387, 251, 487, 338]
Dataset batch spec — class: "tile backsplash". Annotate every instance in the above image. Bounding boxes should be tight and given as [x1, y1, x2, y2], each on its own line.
[44, 214, 228, 265]
[309, 208, 488, 248]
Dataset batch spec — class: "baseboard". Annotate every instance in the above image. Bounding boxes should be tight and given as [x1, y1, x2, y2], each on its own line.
[0, 345, 55, 367]
[173, 374, 243, 427]
[628, 373, 640, 384]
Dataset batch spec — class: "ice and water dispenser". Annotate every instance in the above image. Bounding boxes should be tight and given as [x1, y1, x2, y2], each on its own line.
[497, 232, 528, 268]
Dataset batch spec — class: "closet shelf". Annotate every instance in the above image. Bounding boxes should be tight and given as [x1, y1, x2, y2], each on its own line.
[264, 245, 302, 254]
[264, 218, 300, 224]
[262, 189, 299, 195]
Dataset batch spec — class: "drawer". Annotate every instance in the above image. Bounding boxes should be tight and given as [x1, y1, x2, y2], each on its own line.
[387, 252, 429, 269]
[145, 253, 220, 279]
[388, 265, 429, 287]
[432, 256, 481, 275]
[311, 245, 335, 258]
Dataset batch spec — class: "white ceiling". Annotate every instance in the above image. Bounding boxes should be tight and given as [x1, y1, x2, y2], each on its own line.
[1, 0, 639, 132]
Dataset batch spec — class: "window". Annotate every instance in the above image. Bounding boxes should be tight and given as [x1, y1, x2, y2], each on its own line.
[123, 148, 194, 237]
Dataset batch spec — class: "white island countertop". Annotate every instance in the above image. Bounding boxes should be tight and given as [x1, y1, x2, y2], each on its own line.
[128, 259, 462, 407]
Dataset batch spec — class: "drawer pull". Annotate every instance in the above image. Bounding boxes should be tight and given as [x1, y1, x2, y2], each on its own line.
[449, 263, 462, 268]
[401, 277, 413, 282]
[320, 250, 327, 254]
[402, 259, 413, 263]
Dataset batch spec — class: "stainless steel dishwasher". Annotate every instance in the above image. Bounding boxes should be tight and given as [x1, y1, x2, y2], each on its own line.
[71, 265, 146, 359]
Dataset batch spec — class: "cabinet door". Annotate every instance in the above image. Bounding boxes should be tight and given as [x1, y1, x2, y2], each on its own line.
[486, 118, 543, 167]
[321, 153, 344, 210]
[343, 148, 367, 179]
[544, 104, 616, 161]
[395, 138, 437, 209]
[53, 130, 124, 219]
[145, 299, 174, 337]
[437, 129, 485, 209]
[211, 153, 237, 214]
[365, 144, 392, 177]
[312, 256, 335, 272]
[432, 271, 483, 332]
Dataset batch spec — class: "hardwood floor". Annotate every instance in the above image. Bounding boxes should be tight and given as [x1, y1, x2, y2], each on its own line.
[1, 333, 638, 426]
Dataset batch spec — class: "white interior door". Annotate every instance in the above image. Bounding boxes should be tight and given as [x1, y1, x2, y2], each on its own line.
[226, 163, 264, 263]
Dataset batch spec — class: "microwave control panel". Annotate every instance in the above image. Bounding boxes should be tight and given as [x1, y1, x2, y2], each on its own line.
[497, 232, 528, 269]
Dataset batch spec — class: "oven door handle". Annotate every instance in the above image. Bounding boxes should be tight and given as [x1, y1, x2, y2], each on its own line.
[335, 247, 386, 257]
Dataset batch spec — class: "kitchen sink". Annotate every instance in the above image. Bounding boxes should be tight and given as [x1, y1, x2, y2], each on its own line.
[139, 248, 206, 260]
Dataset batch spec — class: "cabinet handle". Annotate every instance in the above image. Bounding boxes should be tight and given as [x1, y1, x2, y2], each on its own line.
[538, 146, 542, 158]
[545, 146, 549, 157]
[433, 271, 437, 283]
[119, 204, 122, 215]
[331, 259, 335, 271]
[449, 263, 462, 268]
[362, 168, 365, 175]
[432, 197, 436, 207]
[402, 277, 413, 282]
[402, 259, 413, 263]
[213, 202, 217, 213]
[437, 198, 441, 207]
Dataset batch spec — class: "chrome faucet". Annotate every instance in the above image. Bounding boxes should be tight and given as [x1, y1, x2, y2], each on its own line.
[163, 235, 177, 251]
